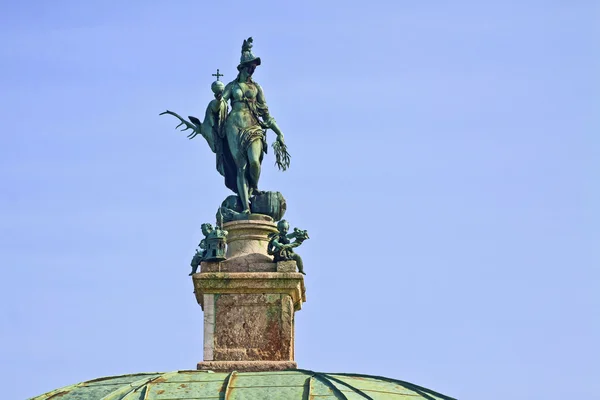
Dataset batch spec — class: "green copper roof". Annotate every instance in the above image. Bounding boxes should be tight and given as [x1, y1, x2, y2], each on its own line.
[30, 369, 455, 399]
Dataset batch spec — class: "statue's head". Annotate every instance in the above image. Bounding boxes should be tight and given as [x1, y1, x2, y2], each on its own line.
[237, 37, 261, 74]
[277, 219, 289, 234]
[201, 223, 214, 236]
[241, 62, 258, 76]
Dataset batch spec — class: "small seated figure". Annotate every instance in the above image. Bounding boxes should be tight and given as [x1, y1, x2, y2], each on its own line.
[189, 223, 215, 276]
[267, 220, 309, 275]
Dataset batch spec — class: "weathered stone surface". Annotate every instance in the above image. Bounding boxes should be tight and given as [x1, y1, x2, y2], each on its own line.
[248, 262, 277, 272]
[223, 219, 278, 258]
[277, 260, 297, 272]
[200, 253, 276, 273]
[193, 272, 306, 311]
[211, 293, 292, 361]
[192, 220, 307, 373]
[203, 294, 215, 361]
[281, 294, 294, 360]
[196, 360, 297, 372]
[199, 261, 220, 273]
[195, 272, 305, 369]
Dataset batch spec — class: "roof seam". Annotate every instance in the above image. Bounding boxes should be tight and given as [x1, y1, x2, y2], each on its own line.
[330, 373, 456, 400]
[141, 372, 180, 400]
[99, 375, 160, 400]
[295, 369, 349, 400]
[223, 370, 236, 400]
[306, 375, 313, 400]
[31, 370, 455, 399]
[321, 373, 374, 400]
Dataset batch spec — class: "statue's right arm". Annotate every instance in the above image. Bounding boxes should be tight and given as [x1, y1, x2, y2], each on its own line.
[221, 82, 233, 102]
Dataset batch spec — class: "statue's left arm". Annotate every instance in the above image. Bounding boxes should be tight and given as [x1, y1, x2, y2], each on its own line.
[256, 83, 291, 171]
[256, 83, 284, 143]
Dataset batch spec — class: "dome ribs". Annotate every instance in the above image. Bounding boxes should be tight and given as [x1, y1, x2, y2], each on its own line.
[222, 370, 237, 400]
[331, 372, 457, 400]
[320, 373, 375, 400]
[98, 375, 160, 400]
[31, 370, 456, 399]
[295, 369, 350, 400]
[305, 375, 314, 399]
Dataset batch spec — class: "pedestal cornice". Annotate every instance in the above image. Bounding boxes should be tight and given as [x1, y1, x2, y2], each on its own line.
[193, 272, 306, 311]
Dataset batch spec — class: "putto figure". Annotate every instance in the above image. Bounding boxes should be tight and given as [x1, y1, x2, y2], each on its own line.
[189, 223, 228, 275]
[189, 223, 213, 276]
[161, 37, 290, 214]
[268, 220, 309, 275]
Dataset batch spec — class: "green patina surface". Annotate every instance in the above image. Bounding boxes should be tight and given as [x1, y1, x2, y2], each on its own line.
[30, 370, 455, 400]
[161, 37, 289, 214]
[268, 220, 308, 275]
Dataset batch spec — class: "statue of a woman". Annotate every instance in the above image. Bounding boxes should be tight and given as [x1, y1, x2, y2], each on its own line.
[161, 37, 290, 214]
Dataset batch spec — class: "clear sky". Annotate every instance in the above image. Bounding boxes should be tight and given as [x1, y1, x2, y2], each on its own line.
[0, 1, 597, 399]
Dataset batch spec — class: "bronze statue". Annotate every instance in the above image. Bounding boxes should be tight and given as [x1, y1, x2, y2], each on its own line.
[268, 220, 309, 275]
[161, 37, 290, 214]
[189, 223, 214, 276]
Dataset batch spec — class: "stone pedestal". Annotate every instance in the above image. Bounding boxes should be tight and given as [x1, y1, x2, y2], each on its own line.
[224, 219, 278, 259]
[192, 218, 306, 372]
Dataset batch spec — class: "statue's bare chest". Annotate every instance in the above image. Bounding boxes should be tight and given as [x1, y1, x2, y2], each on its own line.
[232, 82, 257, 101]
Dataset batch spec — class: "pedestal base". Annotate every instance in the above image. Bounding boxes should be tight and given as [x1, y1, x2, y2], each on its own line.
[191, 215, 306, 372]
[193, 272, 305, 365]
[197, 360, 297, 372]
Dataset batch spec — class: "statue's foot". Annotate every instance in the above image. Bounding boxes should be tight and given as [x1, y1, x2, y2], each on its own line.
[299, 270, 306, 275]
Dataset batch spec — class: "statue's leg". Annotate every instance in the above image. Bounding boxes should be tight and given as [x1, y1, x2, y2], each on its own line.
[226, 125, 251, 213]
[247, 140, 263, 193]
[236, 161, 251, 213]
[189, 257, 199, 275]
[292, 254, 305, 275]
[189, 263, 198, 276]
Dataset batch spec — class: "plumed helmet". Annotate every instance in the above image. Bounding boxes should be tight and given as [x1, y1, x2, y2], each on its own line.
[237, 37, 261, 70]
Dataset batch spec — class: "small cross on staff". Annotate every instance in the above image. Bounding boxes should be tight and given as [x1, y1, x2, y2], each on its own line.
[212, 68, 224, 81]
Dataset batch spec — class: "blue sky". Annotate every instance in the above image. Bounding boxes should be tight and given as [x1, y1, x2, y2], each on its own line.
[0, 1, 597, 399]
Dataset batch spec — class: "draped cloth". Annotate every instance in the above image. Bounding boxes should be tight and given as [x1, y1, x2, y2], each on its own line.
[199, 98, 238, 193]
[202, 81, 270, 194]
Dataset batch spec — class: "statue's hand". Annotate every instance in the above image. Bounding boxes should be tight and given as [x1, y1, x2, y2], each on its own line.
[272, 134, 291, 171]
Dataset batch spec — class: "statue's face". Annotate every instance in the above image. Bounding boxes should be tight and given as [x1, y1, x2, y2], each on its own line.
[246, 63, 257, 76]
[278, 221, 289, 234]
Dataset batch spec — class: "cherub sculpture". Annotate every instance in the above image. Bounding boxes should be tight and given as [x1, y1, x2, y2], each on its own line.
[267, 220, 309, 275]
[189, 223, 214, 276]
